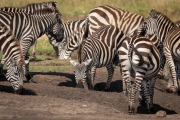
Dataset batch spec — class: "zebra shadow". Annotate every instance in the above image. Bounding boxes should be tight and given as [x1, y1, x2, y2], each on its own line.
[0, 85, 37, 95]
[0, 74, 6, 81]
[137, 103, 177, 114]
[30, 71, 76, 87]
[94, 79, 123, 92]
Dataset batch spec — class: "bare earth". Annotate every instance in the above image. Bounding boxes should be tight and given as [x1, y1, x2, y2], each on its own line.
[0, 59, 180, 120]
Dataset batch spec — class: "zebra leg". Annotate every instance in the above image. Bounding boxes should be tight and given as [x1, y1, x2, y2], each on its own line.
[120, 63, 131, 96]
[128, 73, 143, 114]
[149, 77, 156, 113]
[138, 82, 146, 104]
[87, 67, 96, 90]
[31, 41, 37, 61]
[24, 53, 32, 82]
[164, 48, 178, 93]
[141, 80, 151, 113]
[104, 63, 114, 91]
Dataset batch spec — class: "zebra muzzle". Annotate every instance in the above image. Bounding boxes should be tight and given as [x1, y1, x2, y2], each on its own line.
[76, 79, 84, 88]
[15, 85, 23, 94]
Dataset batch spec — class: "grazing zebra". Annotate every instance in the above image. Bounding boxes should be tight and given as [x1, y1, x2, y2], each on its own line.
[137, 9, 180, 93]
[119, 35, 161, 114]
[0, 1, 63, 75]
[0, 21, 24, 94]
[70, 25, 125, 90]
[0, 7, 63, 81]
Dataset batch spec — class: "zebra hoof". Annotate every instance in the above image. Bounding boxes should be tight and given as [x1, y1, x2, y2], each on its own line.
[166, 86, 174, 93]
[128, 106, 135, 115]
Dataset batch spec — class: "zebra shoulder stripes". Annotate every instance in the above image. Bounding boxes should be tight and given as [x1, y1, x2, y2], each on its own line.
[70, 25, 125, 90]
[119, 35, 161, 114]
[0, 21, 24, 94]
[137, 9, 180, 93]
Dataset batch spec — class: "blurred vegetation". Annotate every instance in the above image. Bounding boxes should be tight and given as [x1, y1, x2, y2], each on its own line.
[0, 0, 180, 22]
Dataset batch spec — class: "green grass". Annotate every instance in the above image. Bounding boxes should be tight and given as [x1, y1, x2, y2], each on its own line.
[29, 65, 73, 72]
[0, 0, 180, 22]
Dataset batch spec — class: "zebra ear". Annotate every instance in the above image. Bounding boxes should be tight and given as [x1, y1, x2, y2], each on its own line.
[70, 60, 79, 66]
[84, 59, 93, 66]
[150, 9, 157, 19]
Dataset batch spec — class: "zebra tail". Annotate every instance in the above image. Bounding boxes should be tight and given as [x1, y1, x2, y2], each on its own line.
[128, 44, 144, 67]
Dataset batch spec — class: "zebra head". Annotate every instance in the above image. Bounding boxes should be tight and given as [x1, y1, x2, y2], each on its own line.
[6, 58, 24, 94]
[137, 9, 159, 39]
[70, 59, 93, 88]
[48, 13, 64, 42]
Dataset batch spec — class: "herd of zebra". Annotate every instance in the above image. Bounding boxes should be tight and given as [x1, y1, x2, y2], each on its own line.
[0, 1, 180, 114]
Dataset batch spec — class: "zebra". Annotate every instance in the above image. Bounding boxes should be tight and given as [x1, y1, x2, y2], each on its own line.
[0, 1, 63, 75]
[58, 5, 157, 60]
[0, 21, 24, 94]
[0, 7, 63, 81]
[45, 19, 86, 57]
[119, 35, 161, 114]
[137, 9, 180, 93]
[70, 25, 126, 90]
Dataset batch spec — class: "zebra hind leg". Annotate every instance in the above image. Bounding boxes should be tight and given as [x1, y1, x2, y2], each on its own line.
[104, 64, 114, 91]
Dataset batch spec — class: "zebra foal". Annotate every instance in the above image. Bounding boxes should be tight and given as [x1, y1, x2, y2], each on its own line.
[70, 25, 125, 90]
[119, 35, 161, 114]
[0, 22, 24, 94]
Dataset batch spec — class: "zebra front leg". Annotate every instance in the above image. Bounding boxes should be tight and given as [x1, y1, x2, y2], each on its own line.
[149, 77, 157, 113]
[104, 63, 114, 91]
[31, 40, 37, 61]
[25, 53, 32, 82]
[164, 47, 178, 93]
[88, 67, 96, 90]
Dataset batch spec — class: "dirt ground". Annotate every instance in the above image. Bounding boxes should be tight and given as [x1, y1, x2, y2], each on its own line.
[0, 59, 180, 120]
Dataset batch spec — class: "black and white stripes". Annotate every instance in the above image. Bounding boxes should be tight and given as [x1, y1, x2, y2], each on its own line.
[0, 21, 24, 93]
[137, 9, 180, 93]
[0, 6, 63, 81]
[70, 25, 125, 90]
[119, 35, 161, 113]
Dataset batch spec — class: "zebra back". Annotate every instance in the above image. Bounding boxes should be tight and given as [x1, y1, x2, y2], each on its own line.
[85, 5, 144, 37]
